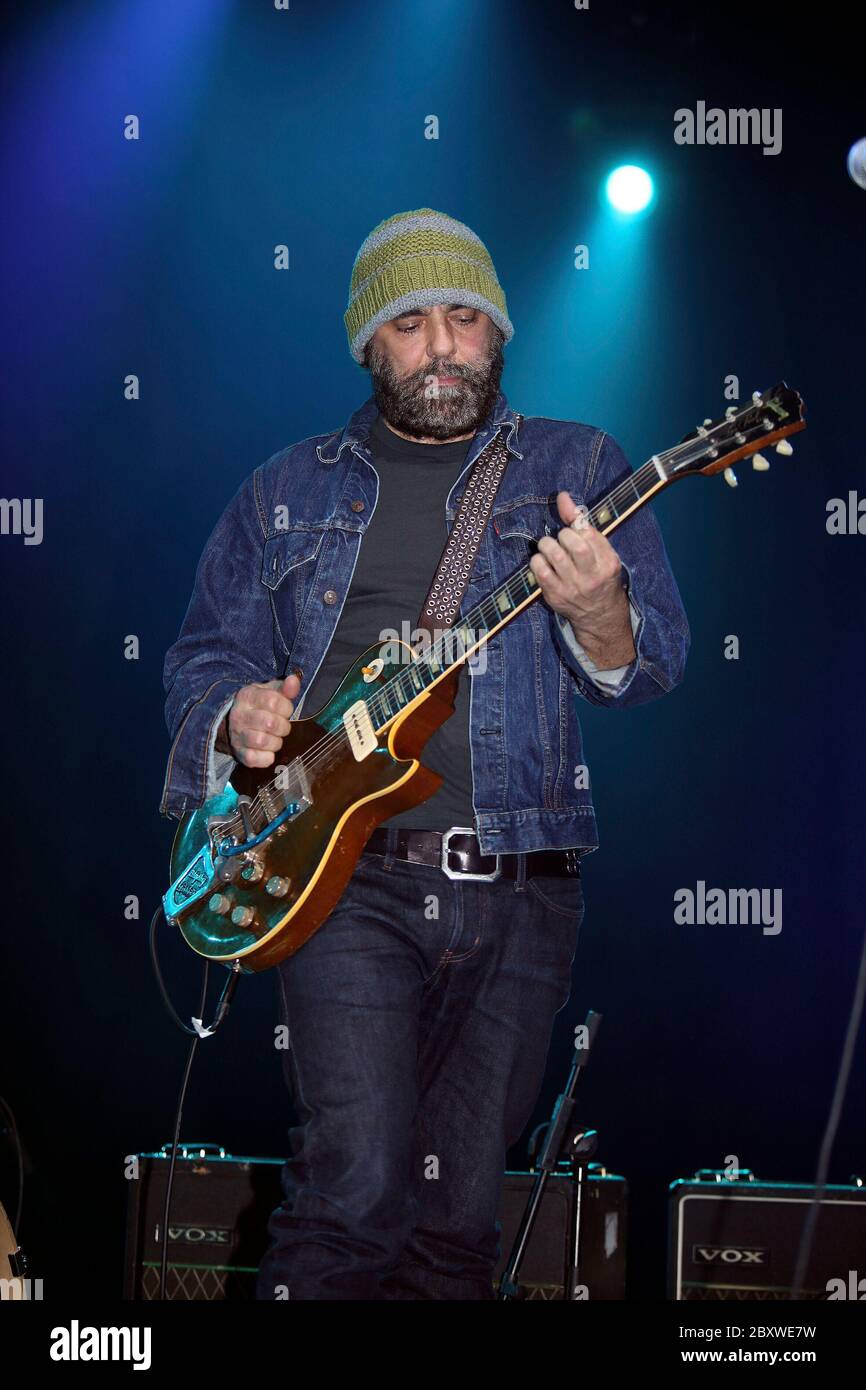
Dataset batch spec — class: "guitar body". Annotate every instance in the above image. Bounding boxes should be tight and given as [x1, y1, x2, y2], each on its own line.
[168, 640, 457, 971]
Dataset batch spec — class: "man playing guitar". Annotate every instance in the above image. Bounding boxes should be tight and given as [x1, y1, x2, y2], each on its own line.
[161, 208, 690, 1299]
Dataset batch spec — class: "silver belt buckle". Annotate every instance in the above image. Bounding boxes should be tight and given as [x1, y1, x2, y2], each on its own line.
[440, 826, 501, 881]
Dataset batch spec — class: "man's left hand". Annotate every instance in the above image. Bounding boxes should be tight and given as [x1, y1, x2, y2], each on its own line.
[529, 490, 637, 671]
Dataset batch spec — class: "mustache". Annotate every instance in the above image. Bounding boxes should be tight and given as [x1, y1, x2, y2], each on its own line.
[399, 360, 488, 389]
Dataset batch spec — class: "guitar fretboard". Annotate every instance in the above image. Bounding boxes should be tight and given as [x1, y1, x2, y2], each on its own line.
[362, 453, 669, 730]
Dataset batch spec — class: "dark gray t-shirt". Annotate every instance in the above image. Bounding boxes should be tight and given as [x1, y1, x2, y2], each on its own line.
[300, 411, 476, 830]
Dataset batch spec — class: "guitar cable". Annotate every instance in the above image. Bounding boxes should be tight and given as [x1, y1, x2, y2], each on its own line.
[147, 903, 242, 1299]
[148, 903, 241, 1038]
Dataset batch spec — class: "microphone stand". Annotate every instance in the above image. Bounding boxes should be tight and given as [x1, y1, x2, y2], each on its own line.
[498, 1009, 602, 1301]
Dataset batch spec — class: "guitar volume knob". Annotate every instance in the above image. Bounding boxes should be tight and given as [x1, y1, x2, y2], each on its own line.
[231, 905, 256, 928]
[266, 876, 291, 898]
[208, 893, 232, 915]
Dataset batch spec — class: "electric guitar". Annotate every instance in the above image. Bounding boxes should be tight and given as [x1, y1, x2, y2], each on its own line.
[163, 384, 806, 971]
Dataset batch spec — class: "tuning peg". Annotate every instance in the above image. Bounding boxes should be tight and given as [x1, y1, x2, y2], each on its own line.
[775, 438, 793, 456]
[703, 418, 713, 426]
[752, 454, 770, 471]
[723, 467, 738, 488]
[752, 390, 763, 403]
[725, 406, 738, 418]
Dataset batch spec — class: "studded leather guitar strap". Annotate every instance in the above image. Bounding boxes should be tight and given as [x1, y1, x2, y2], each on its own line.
[416, 414, 523, 642]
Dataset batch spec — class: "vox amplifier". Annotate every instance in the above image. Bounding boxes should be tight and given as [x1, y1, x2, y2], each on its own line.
[668, 1169, 866, 1300]
[123, 1145, 282, 1300]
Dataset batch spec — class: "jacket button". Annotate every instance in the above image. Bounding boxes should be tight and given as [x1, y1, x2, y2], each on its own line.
[291, 665, 303, 680]
[323, 589, 338, 605]
[350, 499, 365, 512]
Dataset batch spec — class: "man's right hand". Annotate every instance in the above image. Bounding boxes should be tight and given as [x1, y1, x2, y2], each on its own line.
[218, 672, 301, 768]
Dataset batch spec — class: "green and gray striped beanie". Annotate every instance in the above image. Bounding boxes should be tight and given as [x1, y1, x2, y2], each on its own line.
[344, 208, 514, 364]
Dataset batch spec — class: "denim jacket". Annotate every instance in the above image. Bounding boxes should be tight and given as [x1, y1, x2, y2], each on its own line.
[161, 391, 690, 855]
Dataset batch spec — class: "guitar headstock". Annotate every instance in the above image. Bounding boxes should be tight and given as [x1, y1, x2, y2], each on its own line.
[666, 383, 806, 488]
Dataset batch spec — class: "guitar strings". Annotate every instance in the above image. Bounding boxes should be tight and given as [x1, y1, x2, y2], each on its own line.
[230, 401, 776, 834]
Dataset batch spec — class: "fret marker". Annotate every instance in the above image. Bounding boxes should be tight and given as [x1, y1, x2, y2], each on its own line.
[651, 454, 667, 483]
[496, 591, 512, 613]
[596, 506, 612, 526]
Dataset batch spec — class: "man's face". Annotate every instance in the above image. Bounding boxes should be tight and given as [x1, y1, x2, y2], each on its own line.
[364, 304, 504, 440]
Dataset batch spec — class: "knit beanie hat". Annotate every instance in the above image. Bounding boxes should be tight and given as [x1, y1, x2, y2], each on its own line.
[344, 208, 514, 364]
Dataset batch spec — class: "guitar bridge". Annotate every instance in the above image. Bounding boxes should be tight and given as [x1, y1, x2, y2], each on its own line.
[273, 757, 312, 817]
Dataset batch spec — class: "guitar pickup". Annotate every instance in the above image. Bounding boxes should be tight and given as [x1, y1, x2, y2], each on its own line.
[343, 699, 377, 760]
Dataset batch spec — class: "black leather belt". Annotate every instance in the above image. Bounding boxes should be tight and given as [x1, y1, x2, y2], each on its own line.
[364, 826, 582, 881]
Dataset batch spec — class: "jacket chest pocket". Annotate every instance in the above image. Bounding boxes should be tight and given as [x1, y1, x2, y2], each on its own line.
[261, 528, 330, 654]
[262, 528, 326, 589]
[490, 499, 557, 577]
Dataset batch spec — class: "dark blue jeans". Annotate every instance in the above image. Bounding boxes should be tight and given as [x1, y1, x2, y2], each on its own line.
[256, 834, 584, 1301]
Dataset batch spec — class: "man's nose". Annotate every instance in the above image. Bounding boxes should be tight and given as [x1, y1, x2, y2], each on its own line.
[427, 321, 457, 361]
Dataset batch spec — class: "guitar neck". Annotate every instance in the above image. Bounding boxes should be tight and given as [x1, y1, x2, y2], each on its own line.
[369, 457, 672, 729]
[367, 382, 805, 730]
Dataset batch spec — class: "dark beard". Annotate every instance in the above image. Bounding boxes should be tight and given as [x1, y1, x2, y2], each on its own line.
[366, 332, 504, 441]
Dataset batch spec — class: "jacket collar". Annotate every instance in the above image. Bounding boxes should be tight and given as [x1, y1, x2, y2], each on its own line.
[315, 390, 522, 464]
